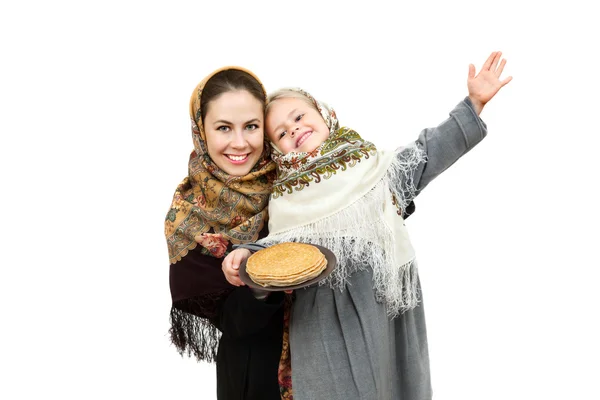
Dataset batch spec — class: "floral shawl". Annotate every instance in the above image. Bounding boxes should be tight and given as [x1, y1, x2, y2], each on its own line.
[165, 67, 275, 264]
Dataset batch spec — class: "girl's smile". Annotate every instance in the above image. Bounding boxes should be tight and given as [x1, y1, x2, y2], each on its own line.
[295, 130, 313, 147]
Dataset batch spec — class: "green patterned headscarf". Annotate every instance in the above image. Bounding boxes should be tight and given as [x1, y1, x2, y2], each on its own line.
[268, 88, 378, 199]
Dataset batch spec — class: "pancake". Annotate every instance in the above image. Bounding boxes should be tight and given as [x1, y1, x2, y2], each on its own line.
[246, 242, 327, 287]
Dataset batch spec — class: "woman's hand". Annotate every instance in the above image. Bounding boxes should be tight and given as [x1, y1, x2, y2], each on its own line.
[467, 51, 512, 115]
[222, 248, 251, 286]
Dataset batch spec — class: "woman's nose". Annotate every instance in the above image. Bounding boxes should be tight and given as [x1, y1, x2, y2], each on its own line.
[231, 131, 247, 147]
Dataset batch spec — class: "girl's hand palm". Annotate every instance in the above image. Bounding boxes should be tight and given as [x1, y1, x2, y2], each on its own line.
[468, 51, 512, 113]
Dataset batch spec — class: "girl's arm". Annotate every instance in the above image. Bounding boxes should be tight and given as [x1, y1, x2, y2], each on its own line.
[409, 96, 487, 196]
[393, 51, 511, 204]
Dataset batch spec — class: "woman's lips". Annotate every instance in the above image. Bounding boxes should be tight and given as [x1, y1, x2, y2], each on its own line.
[296, 131, 313, 147]
[225, 154, 249, 164]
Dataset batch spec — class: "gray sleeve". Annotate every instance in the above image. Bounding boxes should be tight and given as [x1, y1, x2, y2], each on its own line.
[395, 96, 488, 200]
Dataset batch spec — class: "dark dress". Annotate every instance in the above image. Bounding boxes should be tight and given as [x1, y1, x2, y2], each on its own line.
[214, 286, 284, 399]
[170, 227, 284, 400]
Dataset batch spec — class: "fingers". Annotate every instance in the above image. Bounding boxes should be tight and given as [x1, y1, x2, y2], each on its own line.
[222, 254, 231, 271]
[482, 51, 498, 71]
[495, 58, 507, 77]
[500, 75, 513, 87]
[481, 51, 511, 85]
[468, 64, 476, 79]
[232, 250, 249, 285]
[224, 253, 238, 271]
[229, 276, 244, 286]
[231, 250, 248, 270]
[490, 51, 502, 71]
[222, 256, 234, 281]
[222, 252, 245, 286]
[224, 273, 242, 286]
[223, 267, 244, 286]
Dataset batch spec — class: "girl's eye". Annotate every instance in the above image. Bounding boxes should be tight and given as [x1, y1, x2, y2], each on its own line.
[246, 124, 259, 131]
[295, 114, 304, 122]
[278, 131, 287, 139]
[217, 126, 230, 132]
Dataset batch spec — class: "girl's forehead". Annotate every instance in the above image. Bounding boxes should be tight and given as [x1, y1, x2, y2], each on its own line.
[267, 97, 315, 116]
[266, 98, 297, 120]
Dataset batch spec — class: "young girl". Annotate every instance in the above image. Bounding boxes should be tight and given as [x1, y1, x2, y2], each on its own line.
[223, 51, 512, 400]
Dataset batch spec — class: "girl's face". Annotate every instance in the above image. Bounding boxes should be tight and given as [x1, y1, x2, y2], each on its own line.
[265, 97, 329, 155]
[203, 90, 264, 176]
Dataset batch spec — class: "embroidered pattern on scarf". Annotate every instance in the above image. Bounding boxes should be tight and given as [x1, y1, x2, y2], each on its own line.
[271, 128, 377, 199]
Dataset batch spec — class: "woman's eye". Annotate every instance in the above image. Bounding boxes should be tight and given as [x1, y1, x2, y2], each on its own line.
[295, 114, 304, 122]
[246, 124, 259, 131]
[217, 126, 230, 132]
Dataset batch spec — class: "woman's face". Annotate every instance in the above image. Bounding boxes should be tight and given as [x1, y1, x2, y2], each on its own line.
[203, 90, 264, 176]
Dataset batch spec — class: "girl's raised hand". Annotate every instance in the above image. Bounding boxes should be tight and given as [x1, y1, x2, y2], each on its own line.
[467, 51, 512, 115]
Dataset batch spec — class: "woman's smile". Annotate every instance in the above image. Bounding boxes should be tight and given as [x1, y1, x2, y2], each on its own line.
[225, 153, 250, 164]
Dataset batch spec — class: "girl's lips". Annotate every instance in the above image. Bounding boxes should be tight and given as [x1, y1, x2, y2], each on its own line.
[225, 154, 249, 164]
[296, 131, 313, 147]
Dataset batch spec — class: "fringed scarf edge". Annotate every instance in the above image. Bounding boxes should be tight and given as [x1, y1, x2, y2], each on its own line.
[259, 144, 426, 316]
[168, 290, 231, 363]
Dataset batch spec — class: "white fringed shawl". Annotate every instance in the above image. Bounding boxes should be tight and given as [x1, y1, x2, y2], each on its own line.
[259, 89, 426, 315]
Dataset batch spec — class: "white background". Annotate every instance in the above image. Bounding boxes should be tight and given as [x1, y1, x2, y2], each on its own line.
[1, 0, 599, 399]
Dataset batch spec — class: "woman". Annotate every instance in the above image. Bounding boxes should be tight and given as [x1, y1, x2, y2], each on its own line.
[165, 66, 284, 399]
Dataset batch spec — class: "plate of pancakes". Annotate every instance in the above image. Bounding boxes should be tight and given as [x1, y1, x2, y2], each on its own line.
[239, 242, 337, 291]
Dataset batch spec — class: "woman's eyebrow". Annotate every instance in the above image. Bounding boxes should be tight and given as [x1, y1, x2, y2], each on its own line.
[213, 118, 261, 125]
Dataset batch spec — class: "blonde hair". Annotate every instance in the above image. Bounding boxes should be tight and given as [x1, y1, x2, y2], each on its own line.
[266, 88, 319, 114]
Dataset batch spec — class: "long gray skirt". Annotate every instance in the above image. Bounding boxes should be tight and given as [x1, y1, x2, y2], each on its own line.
[290, 267, 432, 400]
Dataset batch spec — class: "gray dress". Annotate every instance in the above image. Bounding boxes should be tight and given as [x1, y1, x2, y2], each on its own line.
[289, 97, 488, 400]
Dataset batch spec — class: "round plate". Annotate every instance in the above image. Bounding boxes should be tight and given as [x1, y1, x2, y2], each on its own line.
[239, 244, 337, 292]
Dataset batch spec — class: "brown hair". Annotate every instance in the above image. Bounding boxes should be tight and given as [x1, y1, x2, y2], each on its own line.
[200, 69, 266, 122]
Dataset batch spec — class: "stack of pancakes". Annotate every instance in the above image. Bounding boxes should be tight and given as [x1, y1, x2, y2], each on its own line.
[246, 242, 327, 287]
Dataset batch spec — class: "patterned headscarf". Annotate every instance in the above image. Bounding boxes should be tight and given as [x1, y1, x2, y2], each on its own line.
[165, 67, 276, 264]
[267, 88, 377, 200]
